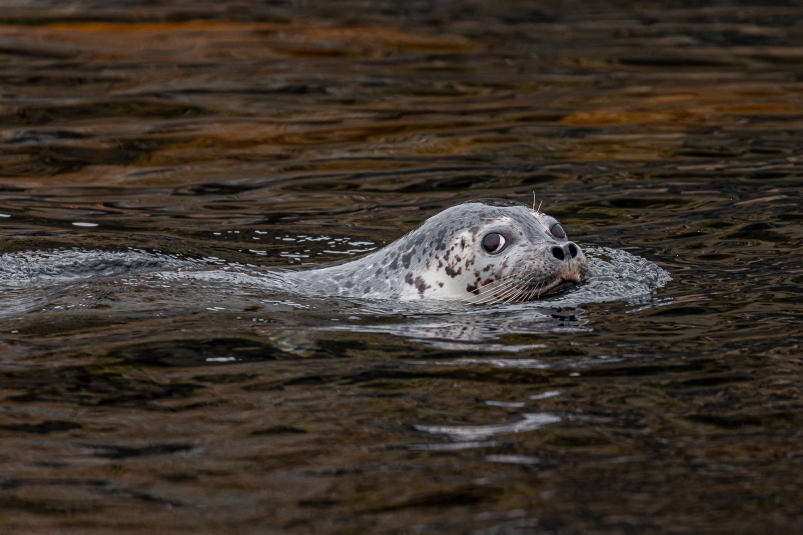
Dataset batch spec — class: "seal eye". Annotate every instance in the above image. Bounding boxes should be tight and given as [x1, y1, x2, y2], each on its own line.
[482, 233, 507, 254]
[550, 223, 566, 240]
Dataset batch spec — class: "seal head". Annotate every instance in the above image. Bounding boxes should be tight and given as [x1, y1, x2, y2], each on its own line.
[290, 199, 588, 303]
[398, 199, 588, 303]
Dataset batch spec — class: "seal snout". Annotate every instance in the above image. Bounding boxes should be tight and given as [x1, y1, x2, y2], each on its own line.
[537, 241, 588, 294]
[550, 242, 580, 262]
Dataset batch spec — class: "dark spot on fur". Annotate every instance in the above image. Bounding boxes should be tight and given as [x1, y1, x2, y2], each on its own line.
[390, 259, 398, 270]
[414, 276, 429, 295]
[405, 272, 414, 285]
[375, 268, 382, 276]
[438, 282, 444, 287]
[345, 280, 354, 288]
[466, 284, 479, 295]
[445, 265, 462, 278]
[402, 252, 413, 268]
[483, 265, 491, 272]
[425, 259, 430, 269]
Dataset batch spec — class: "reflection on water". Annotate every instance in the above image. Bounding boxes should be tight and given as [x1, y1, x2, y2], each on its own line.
[484, 454, 540, 465]
[415, 413, 561, 442]
[529, 390, 561, 400]
[1, 1, 803, 533]
[407, 440, 503, 452]
[432, 356, 622, 369]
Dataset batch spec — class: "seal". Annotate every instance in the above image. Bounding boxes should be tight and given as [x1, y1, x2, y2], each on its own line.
[284, 199, 588, 303]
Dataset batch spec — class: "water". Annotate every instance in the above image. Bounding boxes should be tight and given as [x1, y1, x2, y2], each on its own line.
[1, 1, 802, 533]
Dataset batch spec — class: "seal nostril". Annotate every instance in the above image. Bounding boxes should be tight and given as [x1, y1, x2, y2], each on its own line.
[568, 243, 578, 259]
[551, 247, 565, 261]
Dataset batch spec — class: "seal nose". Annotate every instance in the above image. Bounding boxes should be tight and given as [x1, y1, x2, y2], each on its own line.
[551, 242, 580, 262]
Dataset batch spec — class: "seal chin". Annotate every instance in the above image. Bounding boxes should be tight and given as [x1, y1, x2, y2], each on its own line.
[538, 279, 578, 297]
[526, 272, 583, 299]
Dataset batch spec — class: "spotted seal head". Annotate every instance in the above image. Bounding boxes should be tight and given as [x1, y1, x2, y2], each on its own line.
[288, 199, 588, 303]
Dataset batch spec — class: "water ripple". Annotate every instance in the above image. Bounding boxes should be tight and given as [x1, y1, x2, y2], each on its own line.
[414, 413, 561, 442]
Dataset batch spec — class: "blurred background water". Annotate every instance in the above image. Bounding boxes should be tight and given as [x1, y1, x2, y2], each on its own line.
[0, 1, 802, 533]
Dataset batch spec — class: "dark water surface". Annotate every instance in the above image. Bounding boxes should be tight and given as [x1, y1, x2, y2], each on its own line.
[1, 1, 803, 533]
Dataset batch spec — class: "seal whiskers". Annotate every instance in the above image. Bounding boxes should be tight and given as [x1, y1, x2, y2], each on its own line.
[463, 265, 567, 306]
[463, 274, 518, 305]
[503, 279, 530, 304]
[464, 283, 513, 305]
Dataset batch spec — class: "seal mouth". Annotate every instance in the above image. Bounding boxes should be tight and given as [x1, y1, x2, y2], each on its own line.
[537, 279, 577, 297]
[523, 277, 579, 300]
[467, 277, 579, 305]
[465, 271, 585, 305]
